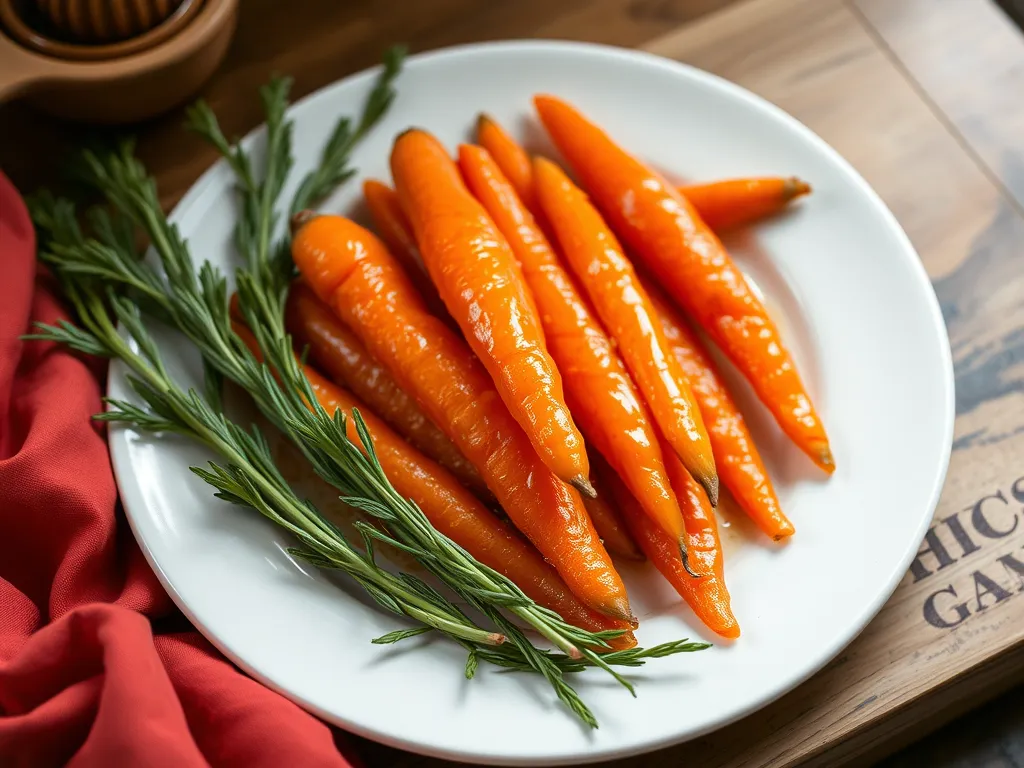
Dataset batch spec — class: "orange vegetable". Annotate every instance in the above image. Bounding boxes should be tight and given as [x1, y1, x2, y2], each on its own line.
[680, 177, 811, 232]
[285, 281, 490, 501]
[362, 179, 426, 278]
[583, 453, 643, 561]
[534, 95, 834, 473]
[362, 179, 453, 324]
[611, 455, 739, 639]
[390, 129, 593, 496]
[476, 113, 538, 215]
[233, 319, 636, 648]
[533, 156, 719, 508]
[477, 114, 806, 233]
[644, 278, 795, 540]
[291, 213, 634, 623]
[458, 143, 689, 555]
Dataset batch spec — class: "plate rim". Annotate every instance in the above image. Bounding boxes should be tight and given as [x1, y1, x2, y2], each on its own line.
[107, 38, 956, 766]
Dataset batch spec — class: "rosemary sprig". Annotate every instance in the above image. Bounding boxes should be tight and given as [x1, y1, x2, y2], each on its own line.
[26, 280, 503, 650]
[31, 196, 697, 729]
[69, 134, 626, 719]
[28, 55, 710, 727]
[185, 45, 406, 297]
[288, 45, 406, 217]
[186, 76, 295, 300]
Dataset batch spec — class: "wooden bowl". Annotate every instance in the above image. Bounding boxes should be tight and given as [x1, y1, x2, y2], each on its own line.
[2, 0, 203, 61]
[0, 0, 237, 123]
[35, 0, 185, 44]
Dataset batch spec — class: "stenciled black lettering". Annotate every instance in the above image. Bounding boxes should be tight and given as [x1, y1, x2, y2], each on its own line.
[970, 490, 1018, 539]
[998, 550, 1024, 591]
[1013, 475, 1024, 506]
[910, 527, 957, 582]
[943, 512, 981, 558]
[973, 570, 1012, 611]
[923, 585, 970, 629]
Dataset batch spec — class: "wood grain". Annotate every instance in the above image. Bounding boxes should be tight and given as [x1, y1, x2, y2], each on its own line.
[4, 0, 1024, 765]
[879, 682, 1024, 768]
[853, 0, 1024, 211]
[0, 0, 736, 205]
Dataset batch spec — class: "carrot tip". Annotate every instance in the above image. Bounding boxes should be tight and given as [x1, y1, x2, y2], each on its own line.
[785, 177, 813, 200]
[572, 474, 598, 499]
[700, 474, 720, 508]
[717, 623, 741, 640]
[598, 597, 638, 628]
[814, 444, 836, 474]
[772, 523, 797, 541]
[679, 540, 708, 579]
[394, 127, 431, 144]
[290, 209, 318, 236]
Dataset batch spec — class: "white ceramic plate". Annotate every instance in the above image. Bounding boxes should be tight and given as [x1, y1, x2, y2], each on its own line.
[109, 41, 954, 766]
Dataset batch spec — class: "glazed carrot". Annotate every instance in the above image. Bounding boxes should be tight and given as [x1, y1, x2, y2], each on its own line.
[291, 213, 633, 622]
[362, 179, 425, 276]
[389, 130, 594, 498]
[233, 320, 634, 646]
[476, 114, 538, 215]
[535, 95, 834, 473]
[611, 457, 739, 639]
[533, 156, 719, 507]
[285, 281, 490, 501]
[362, 179, 453, 323]
[644, 278, 795, 540]
[583, 453, 643, 561]
[679, 177, 811, 231]
[458, 143, 690, 556]
[477, 113, 807, 229]
[478, 115, 808, 233]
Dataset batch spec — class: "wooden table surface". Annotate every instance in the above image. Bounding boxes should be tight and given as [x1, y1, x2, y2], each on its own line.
[4, 1, 1024, 766]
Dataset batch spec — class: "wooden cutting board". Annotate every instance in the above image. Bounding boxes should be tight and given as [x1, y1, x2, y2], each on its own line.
[4, 0, 1023, 765]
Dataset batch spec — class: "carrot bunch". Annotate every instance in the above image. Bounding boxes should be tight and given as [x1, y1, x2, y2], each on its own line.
[284, 98, 829, 641]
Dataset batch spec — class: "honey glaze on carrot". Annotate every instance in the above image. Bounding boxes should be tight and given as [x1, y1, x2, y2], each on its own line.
[704, 237, 827, 472]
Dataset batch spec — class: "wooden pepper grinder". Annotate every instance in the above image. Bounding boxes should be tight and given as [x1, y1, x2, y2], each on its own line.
[35, 0, 185, 43]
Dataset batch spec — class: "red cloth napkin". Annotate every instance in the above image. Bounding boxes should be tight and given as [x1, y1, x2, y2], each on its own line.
[0, 172, 359, 767]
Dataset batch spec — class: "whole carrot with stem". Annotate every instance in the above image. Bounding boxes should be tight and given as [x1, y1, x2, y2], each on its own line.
[291, 212, 634, 623]
[679, 177, 811, 231]
[643, 277, 795, 540]
[233, 320, 636, 646]
[389, 129, 595, 497]
[458, 143, 692, 567]
[285, 281, 490, 501]
[533, 156, 719, 507]
[534, 95, 834, 473]
[362, 179, 453, 324]
[610, 456, 739, 639]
